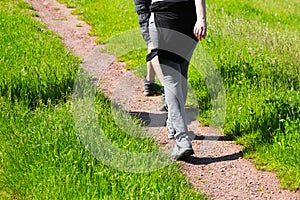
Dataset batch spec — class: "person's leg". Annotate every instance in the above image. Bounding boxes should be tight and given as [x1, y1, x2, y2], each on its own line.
[145, 54, 165, 97]
[149, 56, 164, 85]
[149, 13, 168, 110]
[144, 43, 156, 96]
[180, 60, 189, 105]
[149, 55, 168, 111]
[148, 13, 164, 84]
[160, 58, 187, 132]
[159, 57, 193, 159]
[146, 61, 155, 83]
[144, 59, 156, 96]
[166, 60, 189, 138]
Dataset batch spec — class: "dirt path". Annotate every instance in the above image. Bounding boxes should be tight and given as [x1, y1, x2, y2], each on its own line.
[27, 0, 300, 199]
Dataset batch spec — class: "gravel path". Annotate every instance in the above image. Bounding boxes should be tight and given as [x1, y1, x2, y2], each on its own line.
[27, 0, 300, 199]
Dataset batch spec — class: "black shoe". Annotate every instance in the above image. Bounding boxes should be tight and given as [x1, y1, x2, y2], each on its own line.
[144, 79, 156, 96]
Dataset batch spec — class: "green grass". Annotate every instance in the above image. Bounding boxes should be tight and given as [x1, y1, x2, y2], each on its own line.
[0, 1, 79, 107]
[57, 0, 300, 191]
[0, 0, 207, 199]
[0, 98, 205, 199]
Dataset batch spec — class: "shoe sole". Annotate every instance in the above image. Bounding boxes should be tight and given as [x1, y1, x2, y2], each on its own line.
[172, 148, 194, 160]
[179, 149, 194, 159]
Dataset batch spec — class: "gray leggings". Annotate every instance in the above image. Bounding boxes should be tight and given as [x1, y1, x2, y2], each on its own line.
[160, 58, 189, 135]
[149, 13, 193, 146]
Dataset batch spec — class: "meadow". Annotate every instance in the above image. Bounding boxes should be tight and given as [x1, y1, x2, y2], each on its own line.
[0, 0, 207, 199]
[0, 0, 299, 198]
[58, 0, 300, 191]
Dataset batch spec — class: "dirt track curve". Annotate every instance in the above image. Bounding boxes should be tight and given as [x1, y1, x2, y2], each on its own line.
[27, 0, 300, 199]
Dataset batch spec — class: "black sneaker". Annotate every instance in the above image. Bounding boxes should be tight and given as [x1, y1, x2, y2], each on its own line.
[144, 81, 156, 96]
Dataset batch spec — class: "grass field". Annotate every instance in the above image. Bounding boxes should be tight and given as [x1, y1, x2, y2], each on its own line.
[0, 0, 299, 198]
[58, 0, 300, 190]
[0, 0, 207, 199]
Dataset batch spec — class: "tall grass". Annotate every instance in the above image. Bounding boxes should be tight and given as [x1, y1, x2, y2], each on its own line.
[0, 0, 79, 106]
[0, 0, 207, 198]
[58, 0, 300, 190]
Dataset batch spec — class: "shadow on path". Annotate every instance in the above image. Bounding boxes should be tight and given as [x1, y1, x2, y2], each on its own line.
[129, 107, 199, 127]
[181, 151, 243, 165]
[129, 111, 168, 127]
[194, 135, 233, 141]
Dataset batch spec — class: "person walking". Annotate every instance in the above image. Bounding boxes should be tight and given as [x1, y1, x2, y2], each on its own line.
[148, 0, 207, 160]
[134, 0, 167, 112]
